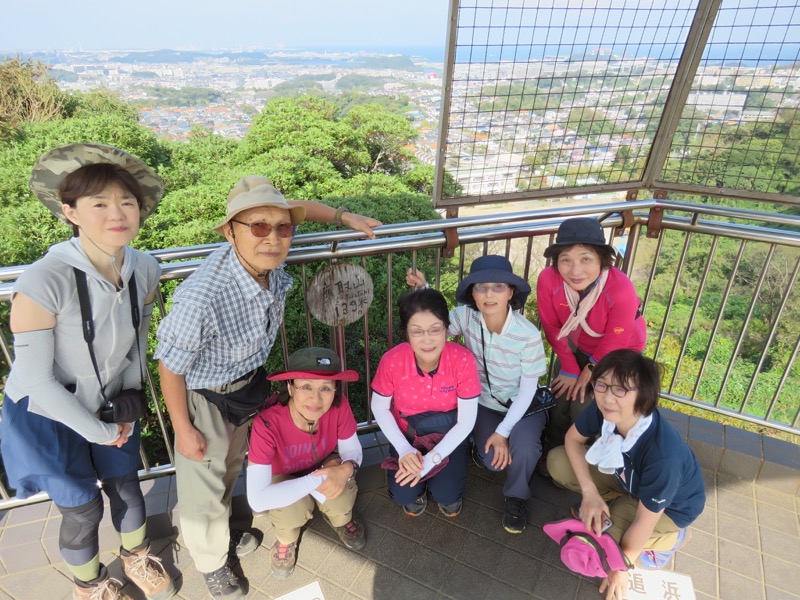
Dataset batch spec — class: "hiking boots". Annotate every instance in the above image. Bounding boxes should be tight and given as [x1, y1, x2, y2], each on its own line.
[119, 541, 176, 600]
[72, 565, 132, 600]
[202, 564, 244, 598]
[502, 497, 528, 534]
[230, 529, 259, 559]
[330, 519, 366, 551]
[637, 528, 691, 570]
[270, 540, 297, 579]
[403, 495, 428, 517]
[438, 498, 463, 518]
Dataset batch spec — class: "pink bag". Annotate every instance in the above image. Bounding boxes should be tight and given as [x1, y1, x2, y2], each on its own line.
[543, 518, 631, 578]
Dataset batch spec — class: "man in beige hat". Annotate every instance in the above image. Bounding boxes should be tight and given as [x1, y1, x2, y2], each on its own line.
[155, 176, 379, 598]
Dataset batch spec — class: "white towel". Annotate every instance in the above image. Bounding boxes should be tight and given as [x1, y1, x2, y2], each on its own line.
[585, 414, 653, 474]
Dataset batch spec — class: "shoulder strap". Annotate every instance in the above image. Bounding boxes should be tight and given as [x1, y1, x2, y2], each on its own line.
[73, 268, 142, 401]
[560, 532, 614, 576]
[479, 326, 511, 408]
[74, 267, 107, 401]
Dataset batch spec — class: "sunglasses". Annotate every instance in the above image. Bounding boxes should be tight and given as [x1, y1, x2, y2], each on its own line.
[230, 219, 294, 238]
[473, 283, 511, 294]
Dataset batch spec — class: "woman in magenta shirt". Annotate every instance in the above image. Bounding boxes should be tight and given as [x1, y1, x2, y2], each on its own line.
[371, 288, 481, 518]
[537, 217, 646, 452]
[247, 347, 365, 579]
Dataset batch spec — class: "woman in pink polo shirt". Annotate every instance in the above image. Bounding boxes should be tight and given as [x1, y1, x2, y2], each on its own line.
[537, 217, 646, 455]
[247, 347, 365, 579]
[371, 288, 482, 518]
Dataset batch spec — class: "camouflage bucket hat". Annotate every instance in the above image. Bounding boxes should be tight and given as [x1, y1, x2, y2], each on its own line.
[29, 143, 163, 224]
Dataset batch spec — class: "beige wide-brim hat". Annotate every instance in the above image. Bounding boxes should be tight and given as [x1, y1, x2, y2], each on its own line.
[29, 143, 163, 224]
[213, 175, 305, 236]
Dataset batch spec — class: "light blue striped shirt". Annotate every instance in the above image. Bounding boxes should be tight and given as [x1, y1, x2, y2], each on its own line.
[449, 305, 547, 412]
[155, 244, 293, 389]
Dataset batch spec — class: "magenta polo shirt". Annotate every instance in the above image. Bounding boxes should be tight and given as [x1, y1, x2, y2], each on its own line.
[372, 341, 481, 434]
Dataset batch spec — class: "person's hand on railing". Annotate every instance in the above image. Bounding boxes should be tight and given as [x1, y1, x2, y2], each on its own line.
[406, 268, 427, 289]
[340, 211, 383, 239]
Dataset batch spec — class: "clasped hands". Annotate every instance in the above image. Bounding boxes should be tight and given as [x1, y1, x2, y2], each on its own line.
[105, 422, 133, 448]
[395, 450, 425, 487]
[311, 457, 353, 500]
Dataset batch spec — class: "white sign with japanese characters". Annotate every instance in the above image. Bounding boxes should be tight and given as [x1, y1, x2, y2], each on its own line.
[275, 580, 325, 600]
[626, 569, 696, 600]
[306, 263, 374, 326]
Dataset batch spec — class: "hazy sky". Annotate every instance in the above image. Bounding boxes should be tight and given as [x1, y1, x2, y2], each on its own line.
[3, 0, 449, 52]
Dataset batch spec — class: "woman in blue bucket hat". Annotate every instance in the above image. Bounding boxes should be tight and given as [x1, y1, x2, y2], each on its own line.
[537, 217, 646, 467]
[407, 255, 548, 535]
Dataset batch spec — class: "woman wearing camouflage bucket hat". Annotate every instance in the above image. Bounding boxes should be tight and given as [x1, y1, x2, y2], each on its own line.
[246, 347, 365, 579]
[0, 144, 175, 600]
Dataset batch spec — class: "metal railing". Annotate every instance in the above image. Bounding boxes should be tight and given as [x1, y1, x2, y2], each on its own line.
[1, 198, 798, 508]
[434, 0, 800, 207]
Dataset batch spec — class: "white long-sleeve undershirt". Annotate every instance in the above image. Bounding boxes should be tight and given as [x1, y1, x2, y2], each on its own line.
[246, 432, 362, 512]
[494, 374, 540, 438]
[371, 391, 477, 477]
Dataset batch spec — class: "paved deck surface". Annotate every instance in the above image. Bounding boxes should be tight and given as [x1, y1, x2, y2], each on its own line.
[0, 446, 798, 600]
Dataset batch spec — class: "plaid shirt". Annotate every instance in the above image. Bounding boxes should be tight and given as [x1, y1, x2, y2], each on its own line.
[155, 244, 293, 389]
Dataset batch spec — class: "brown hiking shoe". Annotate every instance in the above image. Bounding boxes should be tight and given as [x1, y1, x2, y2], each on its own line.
[119, 541, 176, 600]
[73, 565, 133, 600]
[329, 518, 366, 551]
[269, 540, 297, 579]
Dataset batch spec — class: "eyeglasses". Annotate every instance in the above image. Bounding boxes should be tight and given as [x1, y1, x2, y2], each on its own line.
[292, 383, 336, 395]
[230, 219, 294, 238]
[591, 381, 636, 399]
[472, 283, 511, 294]
[407, 324, 447, 338]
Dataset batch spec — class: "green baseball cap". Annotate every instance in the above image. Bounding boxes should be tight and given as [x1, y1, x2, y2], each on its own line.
[268, 347, 359, 382]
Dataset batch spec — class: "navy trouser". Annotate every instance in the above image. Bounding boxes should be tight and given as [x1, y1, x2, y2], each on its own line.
[387, 410, 469, 506]
[473, 404, 547, 500]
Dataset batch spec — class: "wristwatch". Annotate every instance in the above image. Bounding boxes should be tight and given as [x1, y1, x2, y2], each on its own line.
[334, 206, 351, 225]
[342, 459, 359, 481]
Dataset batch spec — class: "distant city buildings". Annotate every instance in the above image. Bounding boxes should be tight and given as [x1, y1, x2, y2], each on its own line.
[39, 49, 800, 198]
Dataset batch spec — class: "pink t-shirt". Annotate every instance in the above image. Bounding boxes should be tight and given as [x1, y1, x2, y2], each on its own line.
[371, 341, 481, 433]
[248, 396, 358, 476]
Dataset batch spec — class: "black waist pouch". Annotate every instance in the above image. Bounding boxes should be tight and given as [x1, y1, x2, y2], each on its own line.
[402, 409, 458, 440]
[488, 384, 557, 419]
[99, 388, 149, 423]
[195, 367, 270, 426]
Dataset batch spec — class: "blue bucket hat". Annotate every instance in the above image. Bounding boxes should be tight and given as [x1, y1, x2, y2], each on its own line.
[455, 255, 531, 310]
[543, 217, 617, 258]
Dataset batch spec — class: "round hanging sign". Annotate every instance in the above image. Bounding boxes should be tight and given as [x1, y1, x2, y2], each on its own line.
[306, 263, 374, 326]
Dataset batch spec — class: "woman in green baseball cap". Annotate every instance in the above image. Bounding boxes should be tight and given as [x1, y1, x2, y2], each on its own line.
[246, 347, 365, 579]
